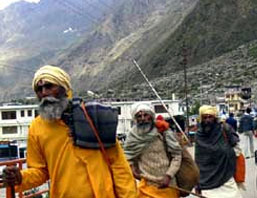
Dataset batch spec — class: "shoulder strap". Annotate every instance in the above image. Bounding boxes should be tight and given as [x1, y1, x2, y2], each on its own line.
[160, 131, 171, 160]
[80, 102, 118, 197]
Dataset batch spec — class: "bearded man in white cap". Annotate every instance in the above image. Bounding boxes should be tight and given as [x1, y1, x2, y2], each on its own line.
[3, 65, 137, 198]
[124, 102, 182, 198]
[195, 105, 243, 198]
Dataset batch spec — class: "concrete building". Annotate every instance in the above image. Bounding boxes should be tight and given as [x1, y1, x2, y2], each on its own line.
[0, 104, 38, 141]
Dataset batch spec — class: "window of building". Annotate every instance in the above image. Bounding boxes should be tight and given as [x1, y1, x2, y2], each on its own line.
[116, 107, 121, 115]
[21, 110, 25, 117]
[2, 111, 16, 120]
[0, 145, 18, 159]
[154, 105, 168, 113]
[35, 110, 39, 117]
[2, 126, 18, 134]
[28, 110, 32, 117]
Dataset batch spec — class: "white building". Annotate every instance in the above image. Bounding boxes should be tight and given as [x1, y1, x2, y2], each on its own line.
[0, 104, 38, 141]
[109, 100, 184, 135]
[0, 99, 184, 139]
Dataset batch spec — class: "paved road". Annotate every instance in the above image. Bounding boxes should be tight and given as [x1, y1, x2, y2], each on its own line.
[238, 133, 257, 198]
[188, 133, 257, 198]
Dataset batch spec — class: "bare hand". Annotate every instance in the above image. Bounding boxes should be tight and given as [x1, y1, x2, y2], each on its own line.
[2, 166, 22, 186]
[159, 175, 171, 188]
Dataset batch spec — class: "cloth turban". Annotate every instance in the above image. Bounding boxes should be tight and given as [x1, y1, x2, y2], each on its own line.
[32, 65, 72, 98]
[131, 102, 155, 119]
[199, 105, 217, 122]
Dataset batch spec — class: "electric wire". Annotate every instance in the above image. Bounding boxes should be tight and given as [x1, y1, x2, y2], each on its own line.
[0, 64, 35, 74]
[56, 0, 99, 24]
[97, 0, 114, 11]
[2, 1, 188, 113]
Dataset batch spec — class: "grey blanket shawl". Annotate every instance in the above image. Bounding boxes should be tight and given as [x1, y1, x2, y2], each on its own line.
[124, 126, 181, 163]
[195, 122, 237, 190]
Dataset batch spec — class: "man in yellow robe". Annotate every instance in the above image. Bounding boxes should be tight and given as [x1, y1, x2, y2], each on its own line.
[3, 65, 137, 198]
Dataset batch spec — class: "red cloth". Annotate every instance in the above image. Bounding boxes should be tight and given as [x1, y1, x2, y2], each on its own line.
[156, 115, 164, 121]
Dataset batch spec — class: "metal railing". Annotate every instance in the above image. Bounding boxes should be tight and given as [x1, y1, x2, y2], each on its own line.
[0, 158, 49, 198]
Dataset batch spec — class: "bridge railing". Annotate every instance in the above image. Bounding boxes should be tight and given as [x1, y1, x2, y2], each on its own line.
[0, 158, 49, 198]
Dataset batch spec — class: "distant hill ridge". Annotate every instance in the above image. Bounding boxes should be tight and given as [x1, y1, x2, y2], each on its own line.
[1, 0, 257, 104]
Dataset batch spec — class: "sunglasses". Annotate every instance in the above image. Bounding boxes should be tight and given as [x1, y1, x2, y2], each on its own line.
[202, 115, 215, 120]
[35, 83, 55, 92]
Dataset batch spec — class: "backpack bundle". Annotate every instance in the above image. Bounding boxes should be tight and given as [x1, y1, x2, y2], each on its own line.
[62, 98, 118, 149]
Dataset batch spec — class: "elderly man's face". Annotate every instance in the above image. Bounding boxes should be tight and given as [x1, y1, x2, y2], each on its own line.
[36, 80, 63, 100]
[36, 80, 68, 120]
[135, 111, 154, 133]
[201, 114, 215, 124]
[135, 111, 153, 124]
[201, 114, 216, 132]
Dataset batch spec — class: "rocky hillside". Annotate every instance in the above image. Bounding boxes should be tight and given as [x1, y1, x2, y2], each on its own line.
[56, 0, 257, 102]
[123, 40, 257, 103]
[0, 0, 119, 100]
[52, 0, 197, 94]
[1, 0, 257, 104]
[103, 0, 257, 102]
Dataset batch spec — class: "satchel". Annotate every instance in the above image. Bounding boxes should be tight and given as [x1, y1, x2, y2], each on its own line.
[176, 147, 200, 197]
[162, 131, 200, 197]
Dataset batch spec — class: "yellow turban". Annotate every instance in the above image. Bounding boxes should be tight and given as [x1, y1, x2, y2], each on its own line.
[199, 105, 217, 122]
[32, 65, 72, 99]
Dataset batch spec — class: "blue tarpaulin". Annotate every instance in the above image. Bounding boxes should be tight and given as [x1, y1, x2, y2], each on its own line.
[0, 144, 9, 148]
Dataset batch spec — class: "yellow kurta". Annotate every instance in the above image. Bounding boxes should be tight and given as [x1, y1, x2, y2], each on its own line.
[19, 117, 137, 198]
[138, 179, 179, 198]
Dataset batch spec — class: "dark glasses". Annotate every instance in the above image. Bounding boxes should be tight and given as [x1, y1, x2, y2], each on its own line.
[202, 115, 215, 120]
[35, 83, 54, 92]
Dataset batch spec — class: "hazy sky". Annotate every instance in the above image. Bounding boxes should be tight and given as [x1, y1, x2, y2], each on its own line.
[0, 0, 40, 10]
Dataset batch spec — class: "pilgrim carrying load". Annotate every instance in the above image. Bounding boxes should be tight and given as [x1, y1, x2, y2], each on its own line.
[62, 98, 118, 149]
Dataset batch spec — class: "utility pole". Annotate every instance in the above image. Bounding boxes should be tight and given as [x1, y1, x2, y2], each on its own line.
[182, 43, 189, 131]
[200, 80, 203, 105]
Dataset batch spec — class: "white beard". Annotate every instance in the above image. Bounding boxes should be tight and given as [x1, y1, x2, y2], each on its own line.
[136, 122, 153, 134]
[39, 96, 69, 120]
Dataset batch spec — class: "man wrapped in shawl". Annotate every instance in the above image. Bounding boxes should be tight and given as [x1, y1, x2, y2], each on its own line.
[195, 105, 243, 198]
[124, 102, 182, 198]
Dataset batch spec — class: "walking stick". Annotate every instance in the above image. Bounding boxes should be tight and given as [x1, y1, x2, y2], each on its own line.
[10, 185, 16, 198]
[132, 59, 190, 144]
[0, 174, 16, 198]
[170, 184, 207, 198]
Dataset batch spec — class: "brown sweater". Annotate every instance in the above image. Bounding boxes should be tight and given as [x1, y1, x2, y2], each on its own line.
[138, 133, 182, 186]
